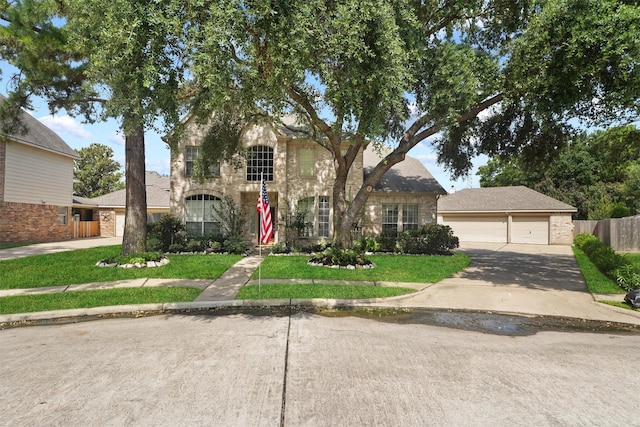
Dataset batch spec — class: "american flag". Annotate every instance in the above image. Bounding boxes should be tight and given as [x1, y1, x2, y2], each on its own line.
[256, 176, 273, 244]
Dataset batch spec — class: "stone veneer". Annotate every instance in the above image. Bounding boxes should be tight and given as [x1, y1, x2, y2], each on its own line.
[0, 202, 71, 243]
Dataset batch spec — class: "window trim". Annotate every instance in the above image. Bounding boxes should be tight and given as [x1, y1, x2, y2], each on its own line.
[246, 145, 274, 181]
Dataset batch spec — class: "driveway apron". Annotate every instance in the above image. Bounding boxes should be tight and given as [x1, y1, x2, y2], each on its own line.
[379, 243, 640, 325]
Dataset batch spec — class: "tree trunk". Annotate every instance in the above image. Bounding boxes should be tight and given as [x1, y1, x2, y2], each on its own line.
[121, 125, 147, 255]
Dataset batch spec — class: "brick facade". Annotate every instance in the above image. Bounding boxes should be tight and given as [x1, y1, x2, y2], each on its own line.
[0, 202, 71, 243]
[97, 209, 116, 237]
[0, 140, 5, 202]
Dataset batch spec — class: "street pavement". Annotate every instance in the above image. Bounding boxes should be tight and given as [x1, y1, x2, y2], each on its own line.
[1, 238, 640, 326]
[2, 314, 640, 426]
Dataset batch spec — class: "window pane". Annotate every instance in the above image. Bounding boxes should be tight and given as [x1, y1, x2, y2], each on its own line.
[247, 145, 274, 181]
[402, 204, 418, 231]
[57, 206, 68, 225]
[185, 146, 200, 177]
[185, 194, 221, 236]
[298, 148, 315, 177]
[382, 204, 398, 232]
[297, 197, 314, 237]
[318, 196, 330, 238]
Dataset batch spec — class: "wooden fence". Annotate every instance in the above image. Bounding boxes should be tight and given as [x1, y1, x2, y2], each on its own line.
[574, 215, 640, 252]
[70, 220, 100, 239]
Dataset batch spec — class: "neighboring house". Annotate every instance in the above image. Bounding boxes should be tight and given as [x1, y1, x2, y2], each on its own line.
[437, 186, 577, 245]
[0, 94, 79, 243]
[170, 117, 447, 244]
[90, 171, 170, 237]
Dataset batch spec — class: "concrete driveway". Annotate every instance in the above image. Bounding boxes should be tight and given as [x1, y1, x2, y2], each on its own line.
[376, 243, 640, 325]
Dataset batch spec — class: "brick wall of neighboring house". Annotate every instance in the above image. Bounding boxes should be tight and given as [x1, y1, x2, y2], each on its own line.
[0, 140, 6, 202]
[98, 209, 116, 237]
[0, 202, 71, 243]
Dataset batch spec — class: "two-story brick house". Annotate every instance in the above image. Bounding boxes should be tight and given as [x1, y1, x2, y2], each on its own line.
[0, 94, 79, 243]
[170, 116, 446, 244]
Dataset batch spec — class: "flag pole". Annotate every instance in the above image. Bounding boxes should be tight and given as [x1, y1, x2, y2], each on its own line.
[258, 172, 263, 293]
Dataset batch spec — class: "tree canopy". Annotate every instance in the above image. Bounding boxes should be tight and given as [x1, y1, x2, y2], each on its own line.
[184, 0, 639, 246]
[1, 0, 190, 254]
[478, 125, 640, 219]
[73, 143, 124, 198]
[2, 0, 638, 248]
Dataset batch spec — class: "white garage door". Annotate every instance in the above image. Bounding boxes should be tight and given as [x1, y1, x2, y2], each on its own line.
[442, 215, 508, 243]
[512, 216, 549, 244]
[115, 213, 125, 237]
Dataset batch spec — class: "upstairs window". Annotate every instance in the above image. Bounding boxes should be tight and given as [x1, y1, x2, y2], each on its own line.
[247, 145, 274, 181]
[297, 147, 315, 177]
[185, 146, 220, 178]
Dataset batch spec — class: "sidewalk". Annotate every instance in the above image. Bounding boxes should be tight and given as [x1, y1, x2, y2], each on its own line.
[2, 241, 640, 327]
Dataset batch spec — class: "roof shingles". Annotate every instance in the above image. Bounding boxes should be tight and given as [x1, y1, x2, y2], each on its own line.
[438, 186, 577, 212]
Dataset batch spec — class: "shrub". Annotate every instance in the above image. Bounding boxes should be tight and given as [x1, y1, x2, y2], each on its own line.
[270, 242, 290, 254]
[223, 237, 248, 254]
[152, 215, 186, 252]
[378, 231, 398, 252]
[311, 247, 371, 267]
[390, 225, 459, 255]
[185, 239, 205, 252]
[578, 235, 627, 274]
[422, 224, 459, 254]
[146, 236, 162, 252]
[110, 252, 163, 265]
[362, 236, 380, 252]
[573, 233, 599, 251]
[616, 264, 640, 292]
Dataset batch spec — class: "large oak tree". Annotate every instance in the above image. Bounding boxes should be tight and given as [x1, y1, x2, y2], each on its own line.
[184, 0, 639, 248]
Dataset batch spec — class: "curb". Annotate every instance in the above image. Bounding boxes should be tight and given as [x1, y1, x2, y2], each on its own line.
[3, 298, 640, 330]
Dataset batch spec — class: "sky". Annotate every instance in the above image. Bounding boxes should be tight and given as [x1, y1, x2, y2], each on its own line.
[1, 61, 484, 192]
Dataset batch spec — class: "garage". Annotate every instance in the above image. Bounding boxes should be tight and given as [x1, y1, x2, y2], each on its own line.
[441, 214, 507, 243]
[437, 186, 577, 245]
[512, 216, 549, 245]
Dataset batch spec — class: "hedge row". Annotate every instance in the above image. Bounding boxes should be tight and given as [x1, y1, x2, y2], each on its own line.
[574, 233, 640, 291]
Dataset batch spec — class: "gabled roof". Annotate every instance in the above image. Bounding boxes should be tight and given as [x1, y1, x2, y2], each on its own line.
[438, 186, 577, 212]
[89, 171, 169, 208]
[0, 94, 79, 159]
[363, 148, 447, 194]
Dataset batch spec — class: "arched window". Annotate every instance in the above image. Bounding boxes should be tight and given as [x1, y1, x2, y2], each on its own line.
[185, 194, 221, 236]
[247, 145, 274, 181]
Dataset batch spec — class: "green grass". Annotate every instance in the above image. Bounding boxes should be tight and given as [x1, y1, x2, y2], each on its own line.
[601, 301, 640, 312]
[252, 253, 470, 283]
[0, 245, 243, 290]
[237, 283, 416, 300]
[0, 287, 201, 315]
[0, 242, 34, 250]
[573, 247, 625, 294]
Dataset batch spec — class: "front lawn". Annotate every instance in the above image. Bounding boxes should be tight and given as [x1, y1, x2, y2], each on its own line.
[0, 246, 243, 289]
[0, 287, 201, 315]
[252, 253, 470, 283]
[237, 283, 416, 300]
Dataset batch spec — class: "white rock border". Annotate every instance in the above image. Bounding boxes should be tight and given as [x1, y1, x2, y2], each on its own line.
[96, 257, 170, 268]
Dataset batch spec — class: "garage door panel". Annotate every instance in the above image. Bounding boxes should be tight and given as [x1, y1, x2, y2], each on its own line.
[442, 216, 507, 243]
[512, 216, 549, 244]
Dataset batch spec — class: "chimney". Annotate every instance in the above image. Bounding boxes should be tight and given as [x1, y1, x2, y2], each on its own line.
[450, 186, 456, 194]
